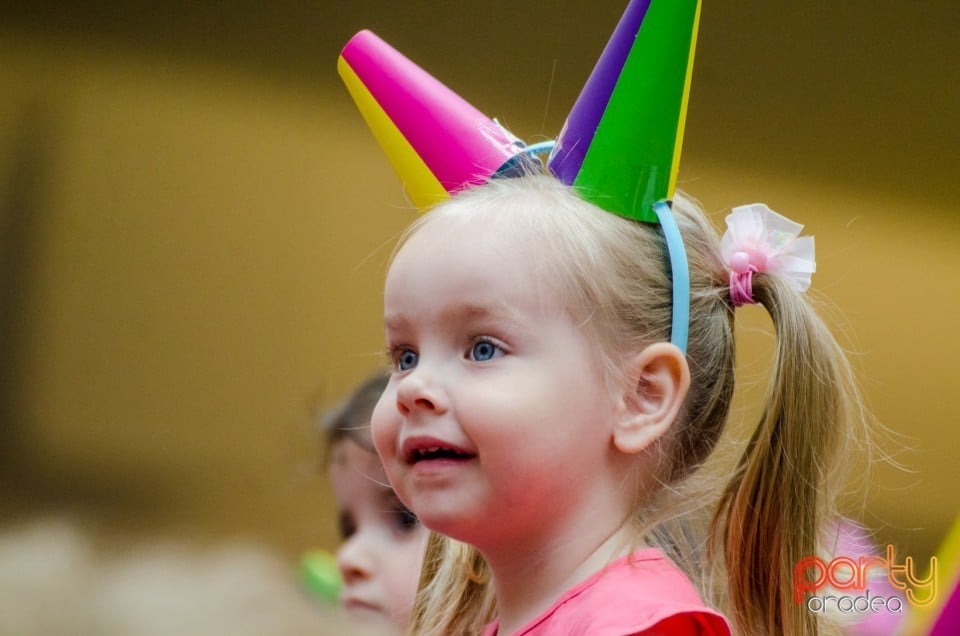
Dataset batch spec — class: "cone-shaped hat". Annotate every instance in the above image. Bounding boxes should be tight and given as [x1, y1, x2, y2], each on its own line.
[548, 0, 701, 222]
[338, 30, 527, 210]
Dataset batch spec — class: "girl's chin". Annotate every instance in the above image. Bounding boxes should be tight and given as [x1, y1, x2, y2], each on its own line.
[341, 602, 398, 628]
[417, 514, 493, 547]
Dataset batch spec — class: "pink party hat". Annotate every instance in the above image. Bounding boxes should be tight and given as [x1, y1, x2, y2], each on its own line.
[338, 30, 528, 210]
[548, 0, 701, 222]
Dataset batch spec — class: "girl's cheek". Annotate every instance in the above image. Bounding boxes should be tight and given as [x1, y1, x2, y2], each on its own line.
[370, 394, 397, 459]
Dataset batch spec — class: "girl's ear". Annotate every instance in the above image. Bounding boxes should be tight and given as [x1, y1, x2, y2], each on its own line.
[613, 342, 690, 455]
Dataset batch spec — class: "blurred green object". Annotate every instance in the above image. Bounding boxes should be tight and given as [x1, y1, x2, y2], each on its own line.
[300, 549, 341, 604]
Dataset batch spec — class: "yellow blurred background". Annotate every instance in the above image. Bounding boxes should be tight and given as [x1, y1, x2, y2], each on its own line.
[0, 0, 957, 589]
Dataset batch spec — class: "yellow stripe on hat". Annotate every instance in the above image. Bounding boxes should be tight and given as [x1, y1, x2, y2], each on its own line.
[337, 56, 447, 211]
[667, 0, 701, 198]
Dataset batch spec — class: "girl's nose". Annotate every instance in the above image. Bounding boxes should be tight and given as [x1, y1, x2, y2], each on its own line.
[337, 534, 374, 585]
[395, 369, 449, 416]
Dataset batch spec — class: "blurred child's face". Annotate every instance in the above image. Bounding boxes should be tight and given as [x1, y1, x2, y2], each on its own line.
[329, 438, 428, 630]
[372, 213, 624, 551]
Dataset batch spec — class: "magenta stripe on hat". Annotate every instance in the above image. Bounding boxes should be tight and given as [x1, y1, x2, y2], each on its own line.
[341, 30, 517, 192]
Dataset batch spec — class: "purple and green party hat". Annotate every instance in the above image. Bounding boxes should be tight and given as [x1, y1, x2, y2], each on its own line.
[548, 0, 701, 223]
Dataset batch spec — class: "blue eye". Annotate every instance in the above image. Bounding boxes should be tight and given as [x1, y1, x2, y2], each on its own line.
[470, 340, 501, 362]
[397, 349, 418, 371]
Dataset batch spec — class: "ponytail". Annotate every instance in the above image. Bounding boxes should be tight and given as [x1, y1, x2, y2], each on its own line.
[712, 274, 864, 635]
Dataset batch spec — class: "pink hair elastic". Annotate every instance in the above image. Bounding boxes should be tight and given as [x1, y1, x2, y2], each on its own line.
[728, 259, 758, 308]
[719, 203, 816, 308]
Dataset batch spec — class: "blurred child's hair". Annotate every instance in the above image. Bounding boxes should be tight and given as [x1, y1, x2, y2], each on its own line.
[319, 372, 389, 458]
[403, 175, 868, 636]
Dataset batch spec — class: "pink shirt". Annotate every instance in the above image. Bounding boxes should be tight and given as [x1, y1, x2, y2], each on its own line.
[481, 548, 730, 636]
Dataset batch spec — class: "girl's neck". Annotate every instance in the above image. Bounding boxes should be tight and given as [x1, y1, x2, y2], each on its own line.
[484, 516, 636, 635]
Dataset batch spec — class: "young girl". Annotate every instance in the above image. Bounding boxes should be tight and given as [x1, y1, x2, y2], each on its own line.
[340, 2, 867, 633]
[322, 372, 430, 632]
[370, 176, 863, 636]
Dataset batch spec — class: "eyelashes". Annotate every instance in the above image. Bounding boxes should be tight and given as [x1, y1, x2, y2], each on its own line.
[391, 502, 420, 532]
[338, 510, 357, 540]
[386, 336, 507, 371]
[386, 346, 418, 371]
[386, 345, 419, 372]
[337, 504, 420, 541]
[468, 337, 504, 362]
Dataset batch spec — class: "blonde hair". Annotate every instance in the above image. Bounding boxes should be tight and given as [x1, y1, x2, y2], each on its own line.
[399, 175, 865, 636]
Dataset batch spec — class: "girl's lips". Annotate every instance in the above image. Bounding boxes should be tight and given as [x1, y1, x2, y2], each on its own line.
[341, 597, 383, 615]
[400, 436, 476, 465]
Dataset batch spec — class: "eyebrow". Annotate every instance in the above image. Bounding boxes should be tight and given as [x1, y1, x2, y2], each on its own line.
[379, 487, 403, 505]
[384, 301, 525, 331]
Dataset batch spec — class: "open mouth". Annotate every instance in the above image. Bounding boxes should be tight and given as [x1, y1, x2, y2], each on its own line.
[409, 446, 474, 464]
[402, 438, 476, 465]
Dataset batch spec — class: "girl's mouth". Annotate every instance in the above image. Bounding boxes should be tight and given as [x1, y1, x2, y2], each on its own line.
[341, 597, 384, 616]
[402, 438, 476, 465]
[409, 446, 474, 463]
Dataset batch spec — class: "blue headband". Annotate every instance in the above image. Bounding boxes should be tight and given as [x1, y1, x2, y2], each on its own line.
[653, 200, 690, 352]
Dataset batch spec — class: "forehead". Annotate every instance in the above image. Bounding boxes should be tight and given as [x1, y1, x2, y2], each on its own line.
[331, 437, 381, 470]
[385, 211, 558, 316]
[405, 207, 529, 258]
[329, 439, 388, 489]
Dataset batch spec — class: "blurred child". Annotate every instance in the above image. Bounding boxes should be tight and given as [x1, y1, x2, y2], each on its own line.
[321, 372, 429, 632]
